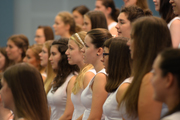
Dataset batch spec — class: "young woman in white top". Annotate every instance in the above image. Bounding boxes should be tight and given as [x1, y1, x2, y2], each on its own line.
[152, 48, 180, 120]
[65, 31, 96, 120]
[94, 0, 119, 36]
[79, 28, 112, 120]
[153, 0, 180, 48]
[118, 16, 172, 120]
[47, 38, 79, 120]
[102, 37, 131, 120]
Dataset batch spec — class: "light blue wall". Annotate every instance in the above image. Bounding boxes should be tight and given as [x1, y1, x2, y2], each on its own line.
[0, 0, 14, 47]
[0, 0, 159, 47]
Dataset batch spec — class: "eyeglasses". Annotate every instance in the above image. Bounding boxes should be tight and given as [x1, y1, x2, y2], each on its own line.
[103, 53, 109, 57]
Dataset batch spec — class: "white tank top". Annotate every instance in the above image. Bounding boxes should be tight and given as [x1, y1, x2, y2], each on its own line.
[47, 73, 74, 120]
[108, 22, 117, 30]
[71, 69, 96, 120]
[103, 77, 133, 120]
[81, 68, 107, 120]
[167, 16, 180, 29]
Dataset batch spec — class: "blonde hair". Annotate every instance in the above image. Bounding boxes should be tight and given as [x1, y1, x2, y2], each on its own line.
[43, 40, 56, 95]
[70, 31, 94, 94]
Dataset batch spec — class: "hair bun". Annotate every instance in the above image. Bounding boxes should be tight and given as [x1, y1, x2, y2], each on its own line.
[143, 9, 152, 16]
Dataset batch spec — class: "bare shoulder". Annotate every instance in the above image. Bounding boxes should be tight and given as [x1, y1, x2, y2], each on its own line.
[141, 72, 153, 85]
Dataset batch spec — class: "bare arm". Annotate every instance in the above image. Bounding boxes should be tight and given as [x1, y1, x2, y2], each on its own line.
[170, 19, 180, 48]
[87, 73, 108, 120]
[59, 76, 76, 120]
[138, 73, 162, 120]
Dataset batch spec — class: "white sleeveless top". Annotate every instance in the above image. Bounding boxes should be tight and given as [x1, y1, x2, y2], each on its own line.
[108, 22, 117, 30]
[47, 73, 74, 120]
[103, 77, 133, 120]
[81, 68, 107, 120]
[71, 69, 96, 120]
[161, 111, 180, 120]
[167, 16, 180, 29]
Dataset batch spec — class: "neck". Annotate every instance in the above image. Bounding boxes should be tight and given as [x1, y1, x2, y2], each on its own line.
[61, 32, 71, 38]
[77, 61, 86, 71]
[14, 56, 22, 64]
[165, 92, 180, 112]
[106, 16, 115, 26]
[92, 58, 104, 73]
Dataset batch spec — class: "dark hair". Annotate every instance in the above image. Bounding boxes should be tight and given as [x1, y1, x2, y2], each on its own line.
[3, 63, 49, 120]
[104, 37, 131, 92]
[72, 5, 89, 16]
[87, 28, 112, 48]
[159, 0, 176, 23]
[120, 16, 172, 118]
[38, 26, 54, 40]
[100, 0, 120, 22]
[85, 11, 108, 30]
[51, 38, 79, 92]
[159, 48, 180, 117]
[57, 11, 81, 35]
[8, 34, 29, 61]
[0, 47, 12, 71]
[120, 6, 152, 23]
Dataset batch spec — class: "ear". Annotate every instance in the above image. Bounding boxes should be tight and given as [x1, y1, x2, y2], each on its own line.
[97, 47, 104, 56]
[165, 72, 174, 88]
[65, 24, 70, 31]
[106, 7, 112, 15]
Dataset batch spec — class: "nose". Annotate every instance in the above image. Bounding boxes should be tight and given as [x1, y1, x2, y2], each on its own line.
[127, 39, 131, 47]
[39, 52, 42, 57]
[65, 49, 69, 55]
[115, 23, 119, 30]
[49, 55, 52, 61]
[23, 57, 27, 62]
[169, 0, 173, 3]
[81, 46, 85, 53]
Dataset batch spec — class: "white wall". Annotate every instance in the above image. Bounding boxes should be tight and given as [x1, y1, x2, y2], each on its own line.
[14, 0, 96, 45]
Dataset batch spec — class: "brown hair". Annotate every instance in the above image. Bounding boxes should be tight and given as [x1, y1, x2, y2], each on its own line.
[43, 40, 56, 95]
[120, 6, 152, 23]
[8, 34, 29, 62]
[99, 0, 120, 22]
[136, 0, 149, 10]
[87, 28, 112, 48]
[28, 44, 45, 72]
[38, 26, 54, 40]
[104, 37, 131, 92]
[119, 16, 172, 118]
[85, 11, 108, 30]
[51, 38, 79, 92]
[0, 47, 12, 71]
[159, 0, 176, 23]
[158, 48, 180, 118]
[57, 11, 81, 35]
[70, 31, 94, 94]
[72, 5, 89, 16]
[3, 63, 49, 120]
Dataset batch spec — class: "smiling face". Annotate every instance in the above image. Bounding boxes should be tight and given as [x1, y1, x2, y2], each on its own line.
[123, 0, 137, 7]
[116, 12, 131, 38]
[6, 40, 22, 63]
[153, 0, 160, 11]
[170, 0, 180, 15]
[82, 15, 92, 32]
[39, 45, 48, 67]
[0, 78, 14, 110]
[151, 55, 167, 102]
[65, 39, 83, 66]
[81, 35, 98, 64]
[34, 28, 45, 44]
[49, 45, 61, 70]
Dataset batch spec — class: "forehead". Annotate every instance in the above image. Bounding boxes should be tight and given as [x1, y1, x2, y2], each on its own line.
[36, 28, 44, 33]
[50, 45, 59, 52]
[118, 12, 128, 20]
[153, 55, 162, 69]
[84, 35, 92, 43]
[96, 0, 103, 6]
[68, 39, 79, 46]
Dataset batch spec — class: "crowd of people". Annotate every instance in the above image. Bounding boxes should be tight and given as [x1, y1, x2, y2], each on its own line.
[0, 0, 180, 120]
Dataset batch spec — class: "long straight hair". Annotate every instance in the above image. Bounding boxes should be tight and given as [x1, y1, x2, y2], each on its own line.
[118, 16, 172, 118]
[3, 63, 50, 120]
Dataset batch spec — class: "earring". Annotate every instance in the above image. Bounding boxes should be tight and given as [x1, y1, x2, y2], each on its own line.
[96, 54, 99, 56]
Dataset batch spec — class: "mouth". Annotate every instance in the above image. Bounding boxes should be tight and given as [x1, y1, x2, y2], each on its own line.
[117, 31, 122, 35]
[67, 57, 71, 60]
